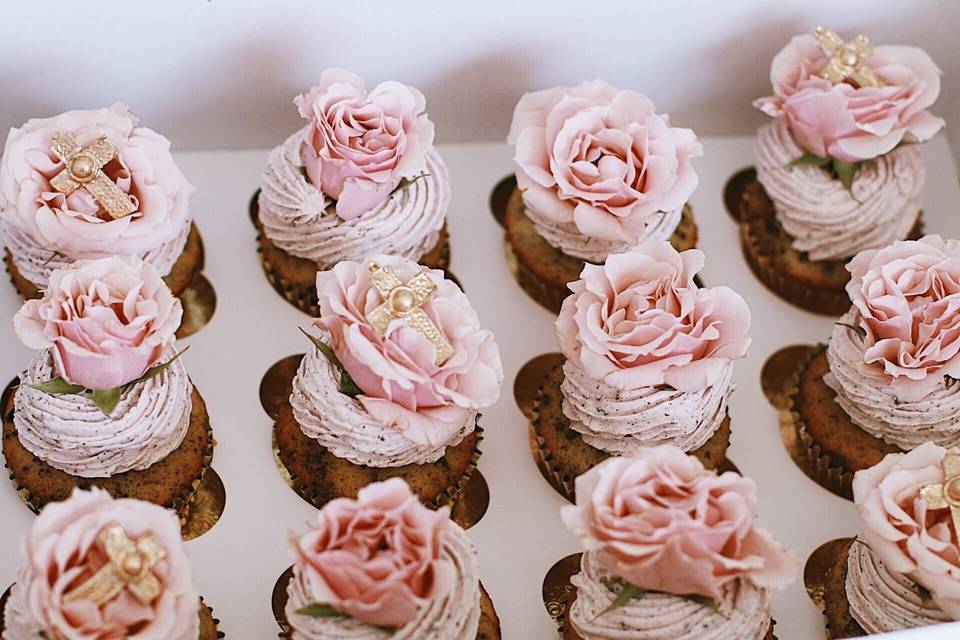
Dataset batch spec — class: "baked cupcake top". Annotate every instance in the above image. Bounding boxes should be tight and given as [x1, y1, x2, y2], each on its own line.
[752, 27, 943, 261]
[2, 487, 201, 640]
[562, 445, 799, 640]
[285, 477, 480, 639]
[507, 80, 702, 262]
[554, 241, 751, 454]
[257, 69, 448, 268]
[11, 255, 192, 477]
[825, 236, 960, 449]
[849, 442, 960, 633]
[0, 103, 194, 289]
[291, 254, 502, 467]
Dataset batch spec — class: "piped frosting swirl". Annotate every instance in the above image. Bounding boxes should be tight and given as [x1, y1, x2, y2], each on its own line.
[568, 550, 772, 640]
[2, 212, 191, 290]
[257, 128, 448, 268]
[825, 311, 960, 450]
[845, 538, 952, 633]
[285, 521, 480, 640]
[289, 345, 475, 467]
[755, 121, 923, 261]
[13, 347, 192, 478]
[561, 359, 732, 454]
[523, 196, 681, 263]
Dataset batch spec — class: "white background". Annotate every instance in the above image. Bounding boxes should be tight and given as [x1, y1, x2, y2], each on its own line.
[0, 1, 957, 156]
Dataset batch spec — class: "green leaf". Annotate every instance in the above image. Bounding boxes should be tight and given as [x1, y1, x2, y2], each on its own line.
[593, 582, 646, 620]
[787, 152, 831, 168]
[140, 347, 190, 382]
[26, 377, 86, 395]
[831, 158, 861, 196]
[300, 328, 361, 397]
[391, 172, 431, 196]
[40, 250, 64, 268]
[295, 603, 345, 619]
[684, 594, 720, 612]
[835, 322, 866, 339]
[92, 387, 122, 415]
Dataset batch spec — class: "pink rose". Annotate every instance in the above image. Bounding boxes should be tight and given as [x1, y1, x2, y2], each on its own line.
[289, 478, 455, 628]
[13, 255, 182, 390]
[508, 80, 702, 243]
[754, 34, 944, 162]
[295, 68, 436, 221]
[853, 442, 960, 618]
[562, 445, 799, 600]
[11, 487, 199, 640]
[845, 235, 960, 401]
[555, 241, 751, 392]
[0, 102, 194, 258]
[314, 254, 502, 447]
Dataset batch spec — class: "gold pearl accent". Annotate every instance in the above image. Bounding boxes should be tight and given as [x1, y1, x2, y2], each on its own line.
[389, 286, 417, 315]
[839, 45, 859, 68]
[123, 552, 144, 577]
[69, 154, 96, 182]
[946, 477, 960, 505]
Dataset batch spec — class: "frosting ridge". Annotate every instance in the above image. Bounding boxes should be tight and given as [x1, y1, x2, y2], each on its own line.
[755, 121, 922, 261]
[258, 128, 448, 268]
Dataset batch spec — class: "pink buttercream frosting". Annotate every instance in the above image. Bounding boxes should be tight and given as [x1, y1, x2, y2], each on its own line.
[0, 103, 194, 289]
[562, 446, 800, 601]
[853, 442, 960, 620]
[754, 33, 944, 162]
[13, 255, 181, 390]
[303, 255, 502, 452]
[2, 488, 200, 640]
[508, 80, 702, 259]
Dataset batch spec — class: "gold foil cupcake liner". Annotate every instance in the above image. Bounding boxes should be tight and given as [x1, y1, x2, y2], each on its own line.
[272, 419, 487, 522]
[769, 344, 855, 500]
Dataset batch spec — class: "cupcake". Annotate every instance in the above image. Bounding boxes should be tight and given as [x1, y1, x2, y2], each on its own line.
[503, 80, 703, 313]
[254, 68, 451, 315]
[819, 443, 960, 637]
[0, 103, 201, 301]
[741, 26, 944, 314]
[273, 254, 502, 510]
[1, 487, 220, 639]
[529, 240, 751, 501]
[788, 236, 960, 498]
[1, 256, 213, 522]
[274, 477, 500, 639]
[556, 446, 799, 640]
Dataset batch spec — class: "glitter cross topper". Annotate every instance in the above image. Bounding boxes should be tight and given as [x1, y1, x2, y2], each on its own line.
[814, 26, 883, 89]
[366, 263, 454, 365]
[63, 523, 167, 606]
[50, 131, 137, 219]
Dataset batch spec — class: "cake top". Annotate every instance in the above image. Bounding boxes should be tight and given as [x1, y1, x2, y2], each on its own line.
[840, 235, 960, 401]
[0, 102, 194, 259]
[288, 477, 458, 629]
[507, 79, 702, 245]
[555, 240, 751, 393]
[295, 68, 436, 221]
[13, 255, 184, 414]
[853, 442, 960, 619]
[754, 26, 943, 164]
[6, 487, 199, 640]
[562, 445, 799, 601]
[308, 254, 502, 448]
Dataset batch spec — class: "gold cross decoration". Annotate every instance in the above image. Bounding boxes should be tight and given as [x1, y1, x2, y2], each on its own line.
[920, 449, 960, 540]
[63, 522, 167, 606]
[50, 131, 137, 219]
[814, 26, 883, 89]
[366, 263, 454, 365]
